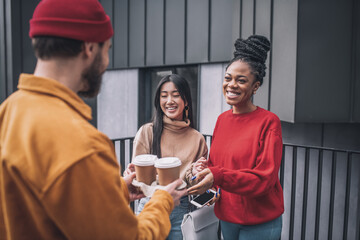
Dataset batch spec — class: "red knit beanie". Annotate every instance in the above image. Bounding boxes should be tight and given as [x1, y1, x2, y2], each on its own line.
[29, 0, 113, 42]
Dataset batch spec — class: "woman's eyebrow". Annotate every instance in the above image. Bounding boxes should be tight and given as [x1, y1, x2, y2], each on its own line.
[225, 72, 247, 78]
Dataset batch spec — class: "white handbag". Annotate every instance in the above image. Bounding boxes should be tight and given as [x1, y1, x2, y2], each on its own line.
[181, 205, 219, 240]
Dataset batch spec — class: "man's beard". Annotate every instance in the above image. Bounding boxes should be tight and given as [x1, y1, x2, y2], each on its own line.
[78, 52, 104, 98]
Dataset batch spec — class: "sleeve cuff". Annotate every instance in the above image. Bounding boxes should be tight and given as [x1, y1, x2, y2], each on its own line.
[151, 189, 174, 215]
[208, 166, 223, 186]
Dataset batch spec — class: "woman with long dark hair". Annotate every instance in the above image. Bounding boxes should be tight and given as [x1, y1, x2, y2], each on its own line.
[188, 35, 284, 239]
[125, 74, 208, 239]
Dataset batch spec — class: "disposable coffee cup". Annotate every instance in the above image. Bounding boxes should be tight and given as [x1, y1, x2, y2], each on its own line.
[155, 157, 182, 186]
[132, 154, 157, 185]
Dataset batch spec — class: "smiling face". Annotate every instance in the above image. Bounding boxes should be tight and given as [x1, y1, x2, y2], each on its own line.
[223, 60, 260, 114]
[160, 81, 186, 120]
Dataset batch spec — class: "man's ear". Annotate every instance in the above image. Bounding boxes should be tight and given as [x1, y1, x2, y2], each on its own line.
[83, 42, 96, 58]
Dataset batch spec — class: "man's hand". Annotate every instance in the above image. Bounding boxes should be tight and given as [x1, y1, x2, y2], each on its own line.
[187, 168, 214, 195]
[162, 179, 187, 206]
[192, 157, 208, 175]
[123, 172, 145, 202]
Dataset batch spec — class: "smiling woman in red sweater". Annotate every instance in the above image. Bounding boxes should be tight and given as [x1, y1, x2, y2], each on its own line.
[188, 35, 284, 240]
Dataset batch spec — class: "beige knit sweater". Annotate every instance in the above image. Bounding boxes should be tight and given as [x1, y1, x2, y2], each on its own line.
[132, 115, 208, 185]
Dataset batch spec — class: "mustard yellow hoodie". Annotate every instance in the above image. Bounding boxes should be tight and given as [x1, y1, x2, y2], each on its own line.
[0, 74, 173, 240]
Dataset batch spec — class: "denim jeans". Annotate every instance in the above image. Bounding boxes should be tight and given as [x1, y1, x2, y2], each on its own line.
[136, 196, 193, 240]
[220, 216, 282, 240]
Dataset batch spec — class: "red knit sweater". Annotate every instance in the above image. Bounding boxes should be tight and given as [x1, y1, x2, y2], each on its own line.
[208, 107, 284, 225]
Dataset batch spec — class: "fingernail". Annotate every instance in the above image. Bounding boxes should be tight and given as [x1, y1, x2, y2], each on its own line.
[191, 176, 196, 181]
[206, 190, 210, 193]
[216, 193, 218, 197]
[219, 188, 221, 194]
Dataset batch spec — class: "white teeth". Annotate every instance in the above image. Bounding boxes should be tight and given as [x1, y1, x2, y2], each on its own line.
[227, 91, 240, 96]
[167, 107, 176, 110]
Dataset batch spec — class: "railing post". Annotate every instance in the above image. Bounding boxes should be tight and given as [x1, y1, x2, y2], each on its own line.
[289, 146, 297, 240]
[120, 140, 125, 174]
[315, 149, 323, 240]
[343, 152, 352, 240]
[280, 146, 285, 189]
[301, 148, 310, 240]
[328, 151, 337, 239]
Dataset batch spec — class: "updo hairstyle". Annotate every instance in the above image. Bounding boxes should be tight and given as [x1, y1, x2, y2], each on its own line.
[226, 35, 271, 86]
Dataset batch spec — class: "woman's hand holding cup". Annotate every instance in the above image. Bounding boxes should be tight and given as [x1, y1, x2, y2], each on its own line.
[123, 163, 135, 177]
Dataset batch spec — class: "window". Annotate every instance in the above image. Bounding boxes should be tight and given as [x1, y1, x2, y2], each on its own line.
[138, 65, 199, 129]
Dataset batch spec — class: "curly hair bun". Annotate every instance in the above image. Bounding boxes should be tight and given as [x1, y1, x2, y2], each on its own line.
[234, 35, 270, 64]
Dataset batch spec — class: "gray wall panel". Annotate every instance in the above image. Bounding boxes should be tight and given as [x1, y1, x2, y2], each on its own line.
[271, 0, 298, 122]
[0, 0, 6, 103]
[146, 0, 164, 66]
[210, 0, 233, 62]
[165, 0, 185, 65]
[221, 63, 231, 112]
[355, 65, 360, 121]
[241, 0, 254, 38]
[21, 0, 37, 74]
[323, 123, 360, 151]
[281, 122, 323, 146]
[6, 0, 21, 94]
[129, 0, 145, 67]
[186, 0, 209, 63]
[231, 0, 241, 47]
[101, 0, 113, 69]
[98, 69, 138, 139]
[296, 1, 352, 122]
[354, 0, 360, 122]
[113, 0, 128, 68]
[199, 63, 226, 135]
[253, 0, 272, 110]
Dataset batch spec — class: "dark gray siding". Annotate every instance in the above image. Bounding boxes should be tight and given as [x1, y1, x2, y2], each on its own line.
[296, 0, 353, 122]
[165, 0, 185, 65]
[6, 0, 21, 95]
[210, 0, 234, 62]
[0, 0, 6, 102]
[241, 0, 254, 38]
[21, 0, 37, 74]
[101, 0, 114, 69]
[146, 0, 164, 66]
[113, 0, 128, 68]
[107, 0, 237, 68]
[186, 0, 209, 63]
[354, 0, 360, 122]
[253, 0, 272, 109]
[129, 0, 145, 67]
[0, 0, 38, 103]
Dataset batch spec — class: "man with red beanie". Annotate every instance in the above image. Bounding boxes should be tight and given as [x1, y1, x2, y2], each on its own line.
[0, 0, 186, 239]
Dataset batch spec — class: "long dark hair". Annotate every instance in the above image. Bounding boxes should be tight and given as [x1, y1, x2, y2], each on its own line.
[152, 74, 194, 157]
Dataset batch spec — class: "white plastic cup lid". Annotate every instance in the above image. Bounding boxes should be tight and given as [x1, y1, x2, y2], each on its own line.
[155, 157, 182, 168]
[132, 154, 158, 166]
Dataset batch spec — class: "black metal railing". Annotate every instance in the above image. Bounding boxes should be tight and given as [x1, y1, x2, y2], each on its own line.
[112, 136, 360, 240]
